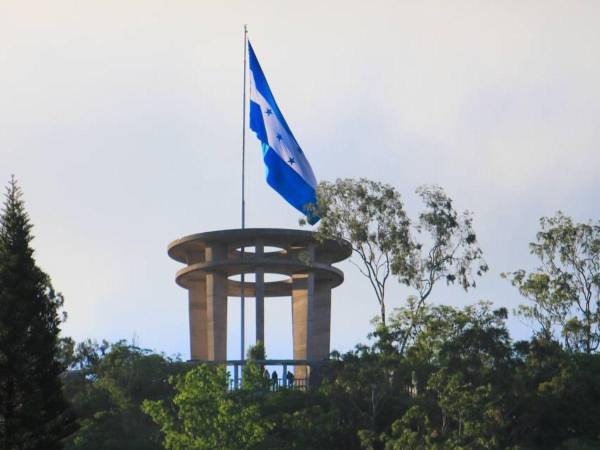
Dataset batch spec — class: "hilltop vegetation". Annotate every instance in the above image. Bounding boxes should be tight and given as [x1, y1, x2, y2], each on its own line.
[61, 304, 600, 450]
[2, 177, 600, 449]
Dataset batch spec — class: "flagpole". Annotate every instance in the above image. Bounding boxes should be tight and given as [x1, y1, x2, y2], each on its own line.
[240, 24, 248, 363]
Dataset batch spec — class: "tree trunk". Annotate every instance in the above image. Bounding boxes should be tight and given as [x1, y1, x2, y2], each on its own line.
[586, 308, 592, 354]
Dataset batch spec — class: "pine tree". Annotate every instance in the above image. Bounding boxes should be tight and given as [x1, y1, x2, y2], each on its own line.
[0, 176, 75, 449]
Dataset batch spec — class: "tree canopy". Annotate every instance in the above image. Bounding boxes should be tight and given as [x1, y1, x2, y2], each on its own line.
[504, 212, 600, 353]
[5, 177, 600, 449]
[306, 179, 487, 330]
[62, 340, 187, 450]
[0, 176, 75, 449]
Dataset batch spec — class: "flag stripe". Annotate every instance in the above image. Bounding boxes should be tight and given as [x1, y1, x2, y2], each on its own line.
[249, 100, 267, 143]
[248, 43, 295, 140]
[262, 144, 318, 224]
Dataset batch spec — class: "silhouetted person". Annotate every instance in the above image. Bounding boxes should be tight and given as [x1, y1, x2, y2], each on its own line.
[286, 370, 294, 388]
[271, 370, 278, 391]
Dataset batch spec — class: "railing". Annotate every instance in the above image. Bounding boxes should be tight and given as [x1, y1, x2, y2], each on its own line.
[190, 359, 320, 391]
[228, 377, 308, 391]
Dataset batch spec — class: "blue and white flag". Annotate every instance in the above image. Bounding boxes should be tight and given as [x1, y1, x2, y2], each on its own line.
[248, 41, 319, 224]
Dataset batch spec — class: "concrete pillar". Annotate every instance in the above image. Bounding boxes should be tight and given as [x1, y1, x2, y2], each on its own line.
[255, 240, 265, 346]
[188, 280, 208, 360]
[292, 272, 314, 380]
[206, 244, 228, 361]
[312, 283, 332, 361]
[186, 250, 207, 360]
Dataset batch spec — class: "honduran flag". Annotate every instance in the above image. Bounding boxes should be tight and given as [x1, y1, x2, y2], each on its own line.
[248, 41, 319, 224]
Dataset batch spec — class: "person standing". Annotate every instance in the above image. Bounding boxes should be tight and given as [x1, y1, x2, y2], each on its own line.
[286, 370, 295, 388]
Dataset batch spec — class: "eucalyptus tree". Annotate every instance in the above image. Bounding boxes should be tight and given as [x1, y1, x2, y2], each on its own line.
[303, 178, 411, 324]
[394, 185, 487, 353]
[304, 179, 487, 332]
[504, 212, 600, 353]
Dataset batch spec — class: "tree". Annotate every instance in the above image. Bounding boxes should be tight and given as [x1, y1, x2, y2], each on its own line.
[394, 186, 487, 354]
[63, 340, 187, 450]
[242, 342, 270, 391]
[380, 302, 516, 449]
[509, 338, 600, 448]
[304, 179, 412, 324]
[379, 405, 436, 450]
[142, 350, 346, 450]
[323, 342, 406, 445]
[505, 212, 600, 353]
[143, 364, 271, 450]
[0, 176, 75, 449]
[306, 179, 487, 329]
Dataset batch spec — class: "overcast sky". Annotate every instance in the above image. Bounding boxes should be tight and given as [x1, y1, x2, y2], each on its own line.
[2, 1, 600, 360]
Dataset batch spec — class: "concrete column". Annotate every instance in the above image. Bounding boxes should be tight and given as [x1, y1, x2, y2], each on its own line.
[312, 283, 332, 361]
[206, 244, 228, 361]
[292, 272, 314, 380]
[188, 280, 208, 360]
[255, 240, 265, 346]
[187, 250, 207, 361]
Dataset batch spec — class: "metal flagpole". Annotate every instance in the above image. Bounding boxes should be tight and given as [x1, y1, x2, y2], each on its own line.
[240, 24, 248, 363]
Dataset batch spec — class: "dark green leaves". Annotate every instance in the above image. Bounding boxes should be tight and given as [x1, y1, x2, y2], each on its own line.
[0, 176, 74, 449]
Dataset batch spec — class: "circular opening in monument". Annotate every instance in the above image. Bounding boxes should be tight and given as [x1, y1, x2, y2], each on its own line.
[234, 245, 286, 255]
[228, 273, 290, 283]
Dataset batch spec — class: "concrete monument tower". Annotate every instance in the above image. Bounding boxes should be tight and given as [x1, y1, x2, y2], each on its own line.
[168, 228, 351, 380]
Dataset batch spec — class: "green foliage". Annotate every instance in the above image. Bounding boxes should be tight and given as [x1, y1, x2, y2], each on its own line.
[504, 212, 600, 353]
[407, 185, 488, 292]
[260, 390, 348, 449]
[355, 302, 515, 449]
[247, 340, 266, 360]
[305, 179, 487, 331]
[381, 406, 437, 450]
[63, 340, 187, 450]
[0, 176, 75, 449]
[379, 301, 600, 450]
[508, 340, 600, 448]
[306, 178, 411, 324]
[143, 364, 271, 450]
[322, 340, 407, 441]
[242, 343, 271, 391]
[141, 344, 351, 449]
[5, 177, 596, 449]
[64, 303, 600, 450]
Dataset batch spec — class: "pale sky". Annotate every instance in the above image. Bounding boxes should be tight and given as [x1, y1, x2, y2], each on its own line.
[2, 1, 600, 360]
